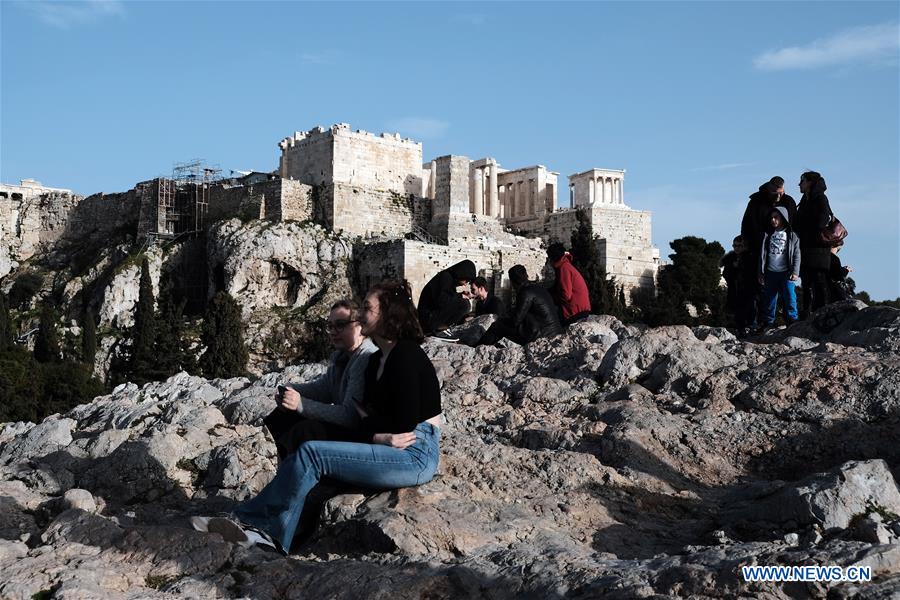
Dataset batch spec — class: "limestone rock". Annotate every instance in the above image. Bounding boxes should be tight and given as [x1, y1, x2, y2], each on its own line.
[1, 306, 899, 599]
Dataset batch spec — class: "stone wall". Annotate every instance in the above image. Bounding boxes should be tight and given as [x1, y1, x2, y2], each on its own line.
[354, 238, 548, 308]
[279, 124, 424, 195]
[279, 126, 334, 187]
[326, 184, 431, 239]
[429, 155, 470, 242]
[544, 207, 658, 297]
[591, 206, 652, 246]
[598, 239, 659, 296]
[68, 189, 141, 241]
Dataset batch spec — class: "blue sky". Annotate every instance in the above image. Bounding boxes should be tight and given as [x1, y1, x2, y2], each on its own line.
[2, 1, 898, 299]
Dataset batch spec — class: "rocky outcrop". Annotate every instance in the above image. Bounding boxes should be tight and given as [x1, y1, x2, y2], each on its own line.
[1, 307, 899, 599]
[207, 219, 356, 373]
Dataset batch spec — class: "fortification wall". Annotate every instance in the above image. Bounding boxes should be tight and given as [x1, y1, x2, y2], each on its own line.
[591, 206, 652, 246]
[598, 239, 659, 296]
[328, 184, 431, 239]
[279, 124, 424, 195]
[279, 127, 334, 187]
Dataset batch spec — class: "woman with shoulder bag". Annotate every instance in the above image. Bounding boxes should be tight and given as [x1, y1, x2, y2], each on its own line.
[796, 171, 837, 317]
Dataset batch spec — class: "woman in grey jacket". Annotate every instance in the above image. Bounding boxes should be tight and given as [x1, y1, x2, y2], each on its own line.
[264, 299, 376, 459]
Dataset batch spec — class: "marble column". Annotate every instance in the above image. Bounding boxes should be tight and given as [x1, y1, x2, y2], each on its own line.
[618, 178, 624, 204]
[488, 164, 498, 217]
[589, 177, 595, 205]
[473, 168, 484, 215]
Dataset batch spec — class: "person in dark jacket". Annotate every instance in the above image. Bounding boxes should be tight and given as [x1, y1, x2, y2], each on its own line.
[547, 243, 591, 326]
[417, 259, 476, 336]
[470, 276, 504, 316]
[473, 265, 562, 346]
[795, 171, 833, 317]
[739, 176, 797, 327]
[828, 244, 855, 302]
[720, 235, 757, 335]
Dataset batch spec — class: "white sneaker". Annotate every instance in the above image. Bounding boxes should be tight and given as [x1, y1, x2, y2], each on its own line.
[191, 515, 280, 553]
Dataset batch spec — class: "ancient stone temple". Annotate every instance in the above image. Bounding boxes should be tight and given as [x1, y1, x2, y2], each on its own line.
[1, 123, 659, 302]
[275, 123, 658, 299]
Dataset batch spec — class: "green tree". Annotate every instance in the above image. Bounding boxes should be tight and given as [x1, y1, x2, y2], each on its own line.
[82, 308, 97, 366]
[635, 236, 726, 326]
[0, 347, 42, 422]
[569, 209, 624, 318]
[154, 274, 195, 378]
[129, 257, 157, 383]
[0, 293, 11, 351]
[199, 291, 248, 379]
[34, 305, 61, 363]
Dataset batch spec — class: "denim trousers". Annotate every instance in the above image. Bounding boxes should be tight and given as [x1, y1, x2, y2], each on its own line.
[234, 421, 440, 552]
[761, 269, 798, 325]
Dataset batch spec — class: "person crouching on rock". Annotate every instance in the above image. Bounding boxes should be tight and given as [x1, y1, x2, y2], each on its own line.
[263, 299, 377, 461]
[757, 207, 800, 331]
[473, 265, 563, 346]
[193, 280, 442, 554]
[417, 259, 477, 340]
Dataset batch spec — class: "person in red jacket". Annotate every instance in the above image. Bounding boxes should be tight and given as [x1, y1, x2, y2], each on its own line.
[547, 243, 591, 326]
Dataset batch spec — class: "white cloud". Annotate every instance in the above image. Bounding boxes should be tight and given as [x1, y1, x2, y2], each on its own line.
[385, 117, 449, 139]
[17, 0, 124, 29]
[754, 22, 899, 71]
[690, 162, 755, 172]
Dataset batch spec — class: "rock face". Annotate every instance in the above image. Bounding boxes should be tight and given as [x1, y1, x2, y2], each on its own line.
[1, 307, 900, 599]
[207, 219, 356, 373]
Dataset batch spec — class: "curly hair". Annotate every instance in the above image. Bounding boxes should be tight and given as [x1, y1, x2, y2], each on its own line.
[367, 280, 424, 344]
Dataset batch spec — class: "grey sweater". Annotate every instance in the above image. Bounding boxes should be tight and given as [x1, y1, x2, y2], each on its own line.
[289, 339, 377, 428]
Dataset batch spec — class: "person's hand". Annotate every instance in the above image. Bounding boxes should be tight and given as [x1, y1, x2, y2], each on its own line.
[281, 388, 301, 412]
[789, 274, 799, 281]
[372, 431, 417, 449]
[847, 265, 854, 272]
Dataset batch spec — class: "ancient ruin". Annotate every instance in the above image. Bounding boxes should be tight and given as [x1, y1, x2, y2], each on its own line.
[1, 123, 659, 300]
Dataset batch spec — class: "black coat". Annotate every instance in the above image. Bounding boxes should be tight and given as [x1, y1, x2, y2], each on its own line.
[740, 185, 798, 256]
[417, 260, 476, 332]
[796, 178, 833, 271]
[511, 284, 563, 342]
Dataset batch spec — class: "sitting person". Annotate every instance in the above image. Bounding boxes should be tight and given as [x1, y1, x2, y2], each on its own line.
[473, 265, 562, 346]
[546, 242, 591, 326]
[193, 280, 442, 554]
[263, 299, 377, 460]
[417, 259, 476, 338]
[470, 276, 504, 316]
[828, 244, 855, 302]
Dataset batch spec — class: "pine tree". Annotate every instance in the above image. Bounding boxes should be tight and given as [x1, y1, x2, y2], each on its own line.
[569, 209, 624, 318]
[34, 305, 61, 363]
[129, 257, 157, 383]
[154, 274, 191, 378]
[199, 291, 248, 379]
[0, 293, 11, 351]
[82, 308, 97, 366]
[636, 236, 726, 326]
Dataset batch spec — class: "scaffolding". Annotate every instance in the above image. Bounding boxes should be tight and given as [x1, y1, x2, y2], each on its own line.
[154, 159, 222, 240]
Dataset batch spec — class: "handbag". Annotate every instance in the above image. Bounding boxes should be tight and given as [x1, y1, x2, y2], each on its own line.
[820, 213, 848, 247]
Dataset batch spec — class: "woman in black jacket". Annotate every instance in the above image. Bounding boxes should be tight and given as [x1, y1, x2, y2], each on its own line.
[795, 171, 833, 317]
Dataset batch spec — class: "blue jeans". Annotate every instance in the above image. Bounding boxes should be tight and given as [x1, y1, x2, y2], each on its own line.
[234, 421, 440, 552]
[761, 270, 798, 325]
